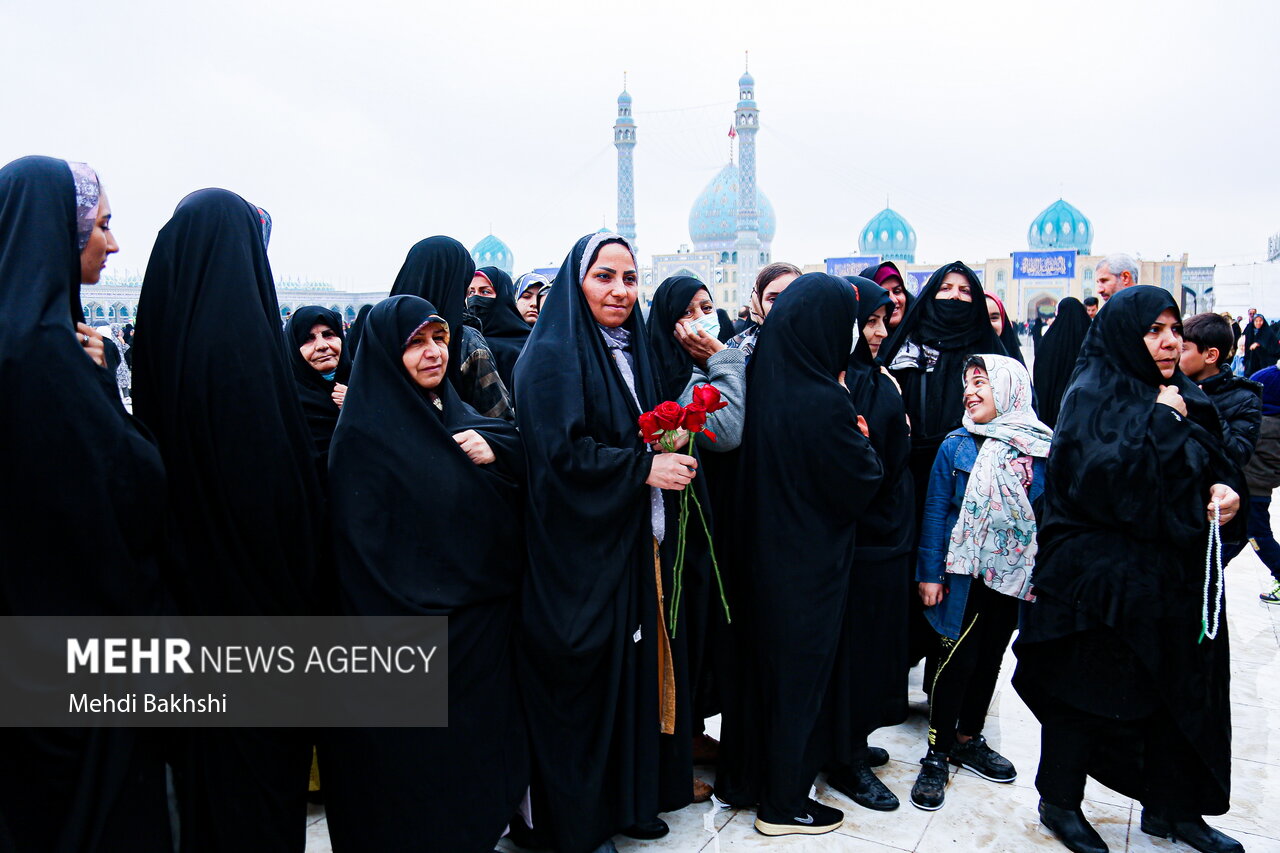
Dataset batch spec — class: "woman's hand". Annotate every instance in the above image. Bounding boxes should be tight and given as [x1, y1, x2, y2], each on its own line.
[674, 320, 723, 367]
[452, 429, 495, 465]
[918, 582, 945, 607]
[856, 415, 869, 438]
[646, 453, 697, 490]
[331, 383, 347, 409]
[76, 322, 105, 368]
[1157, 384, 1187, 416]
[1251, 342, 1260, 351]
[1208, 484, 1240, 525]
[641, 427, 690, 452]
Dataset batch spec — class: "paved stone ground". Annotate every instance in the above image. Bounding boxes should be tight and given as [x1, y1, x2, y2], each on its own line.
[304, 542, 1280, 852]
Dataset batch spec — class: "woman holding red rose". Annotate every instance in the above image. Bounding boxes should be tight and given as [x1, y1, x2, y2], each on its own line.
[723, 272, 884, 837]
[512, 232, 698, 853]
[647, 275, 748, 776]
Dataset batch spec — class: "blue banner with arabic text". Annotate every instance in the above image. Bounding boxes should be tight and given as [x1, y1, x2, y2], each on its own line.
[1012, 251, 1075, 279]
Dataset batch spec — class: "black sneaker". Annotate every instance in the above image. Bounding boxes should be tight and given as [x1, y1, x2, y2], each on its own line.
[828, 762, 900, 811]
[909, 752, 950, 810]
[754, 798, 843, 836]
[867, 746, 890, 767]
[948, 734, 1017, 782]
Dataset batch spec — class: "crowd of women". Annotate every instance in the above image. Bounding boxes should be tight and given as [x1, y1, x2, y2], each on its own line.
[0, 154, 1255, 853]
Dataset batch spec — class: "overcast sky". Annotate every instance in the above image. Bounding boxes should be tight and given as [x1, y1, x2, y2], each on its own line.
[4, 0, 1277, 292]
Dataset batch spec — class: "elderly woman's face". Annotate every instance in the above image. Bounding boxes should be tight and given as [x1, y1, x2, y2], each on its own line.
[402, 321, 449, 390]
[80, 190, 118, 285]
[299, 323, 342, 374]
[582, 243, 638, 328]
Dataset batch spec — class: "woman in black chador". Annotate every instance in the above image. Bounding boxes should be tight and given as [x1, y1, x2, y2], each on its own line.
[514, 232, 698, 853]
[0, 155, 172, 851]
[322, 295, 528, 852]
[730, 273, 883, 837]
[132, 189, 323, 852]
[469, 265, 533, 389]
[881, 260, 1005, 514]
[1032, 296, 1091, 430]
[824, 275, 914, 811]
[285, 305, 351, 470]
[1014, 286, 1245, 853]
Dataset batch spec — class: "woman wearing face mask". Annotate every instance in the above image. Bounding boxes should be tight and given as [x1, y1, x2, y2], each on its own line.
[285, 306, 351, 471]
[1014, 286, 1245, 853]
[514, 233, 698, 853]
[881, 261, 1006, 519]
[322, 295, 528, 853]
[646, 275, 747, 789]
[0, 155, 173, 851]
[860, 261, 913, 333]
[909, 355, 1051, 812]
[467, 266, 534, 389]
[389, 238, 513, 421]
[824, 276, 914, 812]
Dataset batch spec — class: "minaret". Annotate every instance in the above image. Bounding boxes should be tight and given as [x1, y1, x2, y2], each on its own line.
[613, 75, 637, 248]
[734, 56, 760, 307]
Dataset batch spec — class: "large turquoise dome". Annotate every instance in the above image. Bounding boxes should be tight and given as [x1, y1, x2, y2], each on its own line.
[688, 163, 775, 253]
[1028, 199, 1092, 253]
[858, 207, 916, 263]
[471, 234, 513, 276]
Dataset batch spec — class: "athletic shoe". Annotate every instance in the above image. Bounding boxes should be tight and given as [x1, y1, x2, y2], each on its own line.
[948, 734, 1017, 782]
[909, 752, 950, 810]
[1261, 581, 1280, 604]
[754, 798, 843, 836]
[827, 761, 899, 811]
[867, 746, 890, 767]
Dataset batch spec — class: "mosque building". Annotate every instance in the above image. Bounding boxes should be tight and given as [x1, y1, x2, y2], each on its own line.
[631, 67, 1194, 322]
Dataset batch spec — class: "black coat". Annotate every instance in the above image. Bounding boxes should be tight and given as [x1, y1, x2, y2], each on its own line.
[1199, 368, 1262, 469]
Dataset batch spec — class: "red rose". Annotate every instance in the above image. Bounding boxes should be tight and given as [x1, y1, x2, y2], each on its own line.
[682, 402, 708, 433]
[638, 411, 662, 440]
[652, 400, 685, 431]
[691, 384, 728, 413]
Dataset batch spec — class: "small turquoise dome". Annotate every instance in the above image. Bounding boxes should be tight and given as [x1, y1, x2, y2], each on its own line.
[618, 89, 632, 105]
[688, 163, 775, 252]
[1028, 199, 1092, 253]
[739, 71, 754, 88]
[471, 234, 513, 277]
[858, 208, 917, 263]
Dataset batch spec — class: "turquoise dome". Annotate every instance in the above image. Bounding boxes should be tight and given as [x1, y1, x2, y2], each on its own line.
[858, 208, 916, 263]
[618, 89, 632, 105]
[688, 163, 775, 253]
[1028, 199, 1092, 253]
[470, 234, 513, 277]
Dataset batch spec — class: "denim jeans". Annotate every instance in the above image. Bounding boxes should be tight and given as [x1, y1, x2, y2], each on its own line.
[1225, 495, 1280, 583]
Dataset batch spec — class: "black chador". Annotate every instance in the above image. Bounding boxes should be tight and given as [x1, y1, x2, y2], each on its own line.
[0, 155, 172, 852]
[726, 273, 883, 826]
[132, 188, 323, 852]
[513, 233, 692, 853]
[322, 295, 528, 853]
[1015, 286, 1243, 823]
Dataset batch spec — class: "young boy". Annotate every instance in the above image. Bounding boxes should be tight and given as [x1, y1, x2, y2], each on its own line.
[1180, 312, 1262, 468]
[1236, 366, 1280, 602]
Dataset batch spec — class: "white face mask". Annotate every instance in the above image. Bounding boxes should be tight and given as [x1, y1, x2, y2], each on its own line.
[685, 311, 721, 338]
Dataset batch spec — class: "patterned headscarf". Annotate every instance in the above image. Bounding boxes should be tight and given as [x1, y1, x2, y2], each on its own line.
[945, 353, 1053, 601]
[256, 206, 273, 249]
[67, 161, 100, 250]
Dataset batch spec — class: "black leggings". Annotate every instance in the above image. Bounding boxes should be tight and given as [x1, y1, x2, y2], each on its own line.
[927, 580, 1020, 753]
